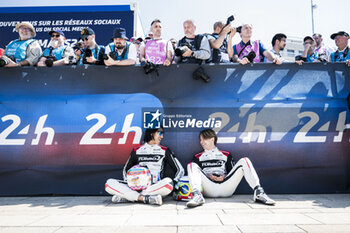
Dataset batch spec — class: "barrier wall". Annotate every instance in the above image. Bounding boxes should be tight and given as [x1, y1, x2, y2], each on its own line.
[0, 63, 349, 195]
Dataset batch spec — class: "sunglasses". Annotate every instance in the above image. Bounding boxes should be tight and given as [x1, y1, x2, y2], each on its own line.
[19, 27, 31, 31]
[82, 37, 89, 41]
[157, 131, 163, 136]
[51, 34, 60, 38]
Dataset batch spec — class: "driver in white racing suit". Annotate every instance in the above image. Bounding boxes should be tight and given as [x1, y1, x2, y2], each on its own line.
[105, 127, 184, 205]
[186, 129, 275, 208]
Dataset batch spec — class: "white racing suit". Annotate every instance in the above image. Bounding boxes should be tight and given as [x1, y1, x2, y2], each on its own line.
[105, 143, 184, 201]
[188, 147, 260, 197]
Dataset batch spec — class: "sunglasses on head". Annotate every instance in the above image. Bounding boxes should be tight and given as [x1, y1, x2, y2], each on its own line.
[51, 34, 60, 38]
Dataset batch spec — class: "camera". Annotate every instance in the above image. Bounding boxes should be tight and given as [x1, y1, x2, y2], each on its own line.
[103, 52, 117, 61]
[175, 43, 192, 56]
[226, 15, 235, 25]
[236, 26, 242, 33]
[0, 56, 14, 67]
[295, 55, 307, 62]
[67, 56, 75, 65]
[44, 55, 57, 67]
[141, 60, 159, 76]
[193, 66, 210, 83]
[73, 41, 84, 51]
[244, 51, 256, 63]
[83, 48, 92, 64]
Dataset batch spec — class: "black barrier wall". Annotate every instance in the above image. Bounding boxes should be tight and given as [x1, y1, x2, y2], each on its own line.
[0, 63, 349, 195]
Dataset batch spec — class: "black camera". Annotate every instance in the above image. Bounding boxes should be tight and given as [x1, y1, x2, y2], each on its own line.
[44, 55, 57, 67]
[103, 52, 117, 61]
[226, 15, 235, 25]
[193, 66, 210, 83]
[141, 60, 159, 76]
[83, 48, 93, 64]
[244, 51, 256, 63]
[175, 43, 192, 56]
[236, 26, 242, 33]
[295, 55, 307, 62]
[0, 56, 14, 67]
[67, 56, 75, 65]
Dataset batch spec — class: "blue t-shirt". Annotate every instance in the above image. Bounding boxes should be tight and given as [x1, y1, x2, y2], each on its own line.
[331, 47, 350, 62]
[306, 52, 318, 62]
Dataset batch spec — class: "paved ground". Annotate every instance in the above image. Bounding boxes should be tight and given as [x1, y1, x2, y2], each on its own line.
[0, 194, 349, 233]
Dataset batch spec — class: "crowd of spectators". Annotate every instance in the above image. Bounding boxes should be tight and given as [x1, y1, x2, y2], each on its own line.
[0, 20, 349, 68]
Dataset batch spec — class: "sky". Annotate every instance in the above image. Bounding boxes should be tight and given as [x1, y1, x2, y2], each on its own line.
[1, 0, 349, 49]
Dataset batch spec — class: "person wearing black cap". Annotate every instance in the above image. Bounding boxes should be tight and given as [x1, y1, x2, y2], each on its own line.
[2, 21, 42, 67]
[104, 27, 137, 66]
[330, 31, 350, 67]
[78, 27, 105, 65]
[37, 29, 76, 67]
[295, 36, 319, 65]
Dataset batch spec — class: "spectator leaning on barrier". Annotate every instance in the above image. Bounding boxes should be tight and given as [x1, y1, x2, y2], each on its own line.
[330, 31, 350, 67]
[78, 27, 105, 65]
[104, 27, 137, 66]
[313, 33, 333, 62]
[207, 21, 235, 63]
[37, 29, 76, 67]
[232, 24, 281, 65]
[1, 22, 42, 67]
[295, 36, 321, 65]
[175, 19, 211, 64]
[140, 19, 174, 66]
[186, 129, 275, 208]
[265, 33, 287, 63]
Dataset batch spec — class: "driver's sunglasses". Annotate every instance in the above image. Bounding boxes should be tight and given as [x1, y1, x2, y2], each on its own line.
[157, 131, 163, 136]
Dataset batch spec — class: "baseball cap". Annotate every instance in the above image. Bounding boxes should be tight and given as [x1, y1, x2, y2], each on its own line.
[303, 36, 314, 42]
[49, 29, 65, 37]
[330, 31, 349, 40]
[80, 27, 95, 39]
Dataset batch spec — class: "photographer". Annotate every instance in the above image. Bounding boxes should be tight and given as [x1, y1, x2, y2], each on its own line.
[330, 31, 350, 67]
[207, 21, 236, 63]
[104, 27, 137, 66]
[175, 20, 210, 64]
[295, 36, 321, 65]
[232, 24, 281, 65]
[37, 30, 76, 67]
[140, 19, 174, 66]
[1, 22, 41, 67]
[78, 27, 105, 65]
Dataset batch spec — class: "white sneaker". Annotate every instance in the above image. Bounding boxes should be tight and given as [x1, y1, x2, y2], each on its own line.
[144, 194, 162, 206]
[254, 187, 276, 205]
[111, 195, 128, 203]
[186, 191, 205, 208]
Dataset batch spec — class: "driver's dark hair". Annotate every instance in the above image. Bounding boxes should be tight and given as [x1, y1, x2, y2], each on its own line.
[199, 129, 217, 145]
[271, 33, 287, 46]
[143, 126, 163, 143]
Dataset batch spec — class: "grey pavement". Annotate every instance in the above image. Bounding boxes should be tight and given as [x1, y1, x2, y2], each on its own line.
[0, 194, 349, 233]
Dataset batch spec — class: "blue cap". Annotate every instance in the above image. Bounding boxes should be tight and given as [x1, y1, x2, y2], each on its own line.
[49, 29, 65, 37]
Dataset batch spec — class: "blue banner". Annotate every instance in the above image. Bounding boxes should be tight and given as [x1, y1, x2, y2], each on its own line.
[0, 63, 349, 195]
[0, 5, 134, 49]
